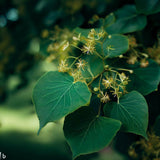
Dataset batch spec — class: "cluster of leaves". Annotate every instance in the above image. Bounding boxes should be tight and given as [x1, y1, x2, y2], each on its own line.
[33, 1, 160, 159]
[1, 0, 112, 102]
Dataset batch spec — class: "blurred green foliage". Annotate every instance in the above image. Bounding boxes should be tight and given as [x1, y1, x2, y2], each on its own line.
[0, 0, 160, 160]
[0, 0, 135, 102]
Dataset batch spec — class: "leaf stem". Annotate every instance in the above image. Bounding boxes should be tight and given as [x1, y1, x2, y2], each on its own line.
[69, 55, 82, 68]
[97, 103, 102, 117]
[88, 71, 104, 86]
[111, 67, 133, 73]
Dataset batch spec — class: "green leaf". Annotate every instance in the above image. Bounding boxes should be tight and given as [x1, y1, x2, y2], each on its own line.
[104, 91, 148, 138]
[64, 106, 121, 159]
[32, 71, 91, 132]
[104, 58, 160, 95]
[135, 0, 160, 15]
[127, 60, 160, 95]
[106, 5, 147, 34]
[104, 13, 116, 28]
[103, 34, 129, 58]
[81, 55, 104, 80]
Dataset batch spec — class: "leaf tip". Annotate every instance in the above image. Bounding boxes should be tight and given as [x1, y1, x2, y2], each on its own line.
[72, 152, 80, 160]
[37, 121, 45, 135]
[37, 126, 42, 135]
[143, 132, 148, 140]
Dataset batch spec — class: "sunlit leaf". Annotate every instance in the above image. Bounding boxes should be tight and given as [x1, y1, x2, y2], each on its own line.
[33, 71, 91, 132]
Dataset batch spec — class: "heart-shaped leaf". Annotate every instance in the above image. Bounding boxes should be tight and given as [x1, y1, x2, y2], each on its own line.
[33, 71, 91, 132]
[64, 106, 121, 159]
[106, 5, 147, 34]
[104, 58, 160, 95]
[104, 91, 148, 138]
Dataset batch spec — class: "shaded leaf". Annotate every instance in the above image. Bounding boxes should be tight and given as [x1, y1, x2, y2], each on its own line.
[127, 60, 160, 95]
[81, 55, 104, 80]
[64, 106, 121, 159]
[135, 0, 160, 15]
[104, 91, 148, 138]
[104, 13, 116, 28]
[106, 5, 147, 34]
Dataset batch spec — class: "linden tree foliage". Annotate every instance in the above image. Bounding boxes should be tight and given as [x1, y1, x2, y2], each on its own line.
[33, 1, 160, 159]
[64, 106, 121, 159]
[135, 0, 160, 15]
[104, 91, 148, 138]
[126, 60, 160, 95]
[105, 5, 147, 34]
[104, 58, 160, 95]
[33, 71, 91, 133]
[81, 55, 104, 81]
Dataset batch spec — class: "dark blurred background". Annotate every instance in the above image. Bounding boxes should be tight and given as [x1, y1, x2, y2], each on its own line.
[0, 0, 159, 160]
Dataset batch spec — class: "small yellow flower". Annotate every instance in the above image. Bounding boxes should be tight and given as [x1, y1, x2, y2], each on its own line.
[58, 59, 69, 72]
[73, 33, 81, 41]
[127, 55, 137, 65]
[62, 41, 69, 51]
[111, 88, 122, 98]
[88, 29, 96, 39]
[100, 91, 110, 103]
[75, 59, 87, 70]
[140, 59, 149, 68]
[71, 69, 82, 81]
[119, 73, 128, 82]
[93, 87, 99, 92]
[88, 29, 105, 40]
[128, 36, 137, 47]
[102, 77, 113, 88]
[81, 40, 95, 54]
